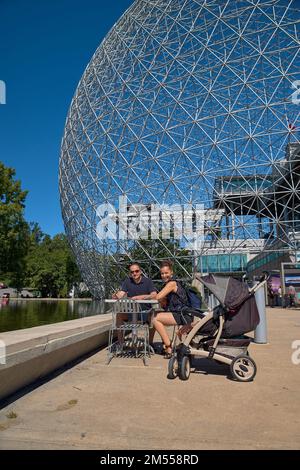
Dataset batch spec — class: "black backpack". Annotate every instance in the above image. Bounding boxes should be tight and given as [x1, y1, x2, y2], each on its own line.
[166, 279, 202, 311]
[175, 280, 202, 310]
[185, 285, 202, 310]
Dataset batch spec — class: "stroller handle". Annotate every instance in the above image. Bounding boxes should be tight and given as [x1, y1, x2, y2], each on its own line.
[248, 272, 269, 294]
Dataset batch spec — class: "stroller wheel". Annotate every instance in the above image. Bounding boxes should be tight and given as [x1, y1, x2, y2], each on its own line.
[178, 355, 191, 381]
[230, 354, 257, 382]
[168, 356, 178, 379]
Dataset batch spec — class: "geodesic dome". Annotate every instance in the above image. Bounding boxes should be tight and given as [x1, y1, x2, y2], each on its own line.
[59, 0, 300, 298]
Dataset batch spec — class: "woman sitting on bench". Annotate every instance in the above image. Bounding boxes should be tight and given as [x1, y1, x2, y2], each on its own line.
[136, 260, 194, 358]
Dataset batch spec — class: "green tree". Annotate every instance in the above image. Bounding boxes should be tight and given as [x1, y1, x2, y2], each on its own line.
[25, 233, 81, 297]
[29, 222, 45, 246]
[128, 239, 193, 281]
[0, 161, 30, 288]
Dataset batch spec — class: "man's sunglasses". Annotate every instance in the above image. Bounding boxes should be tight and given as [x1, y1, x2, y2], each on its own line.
[130, 269, 140, 274]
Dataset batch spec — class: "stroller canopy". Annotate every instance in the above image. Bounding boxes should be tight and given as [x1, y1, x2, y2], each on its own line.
[199, 274, 250, 310]
[197, 274, 260, 337]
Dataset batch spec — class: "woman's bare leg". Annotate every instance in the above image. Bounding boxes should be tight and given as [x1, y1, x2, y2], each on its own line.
[177, 323, 194, 340]
[148, 310, 163, 344]
[152, 312, 177, 352]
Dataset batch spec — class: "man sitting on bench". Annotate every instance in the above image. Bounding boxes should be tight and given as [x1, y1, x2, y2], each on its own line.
[112, 263, 157, 345]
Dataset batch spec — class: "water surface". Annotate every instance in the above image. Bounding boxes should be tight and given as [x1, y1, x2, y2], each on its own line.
[0, 299, 107, 333]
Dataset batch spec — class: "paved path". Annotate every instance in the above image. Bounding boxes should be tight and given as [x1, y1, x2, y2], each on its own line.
[0, 308, 299, 449]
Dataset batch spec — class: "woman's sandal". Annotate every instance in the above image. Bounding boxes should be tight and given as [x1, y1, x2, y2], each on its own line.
[163, 343, 173, 359]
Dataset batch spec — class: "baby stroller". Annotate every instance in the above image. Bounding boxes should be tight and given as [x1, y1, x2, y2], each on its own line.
[168, 274, 266, 382]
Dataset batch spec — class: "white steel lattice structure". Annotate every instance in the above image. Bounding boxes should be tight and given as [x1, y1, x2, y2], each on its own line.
[59, 0, 300, 298]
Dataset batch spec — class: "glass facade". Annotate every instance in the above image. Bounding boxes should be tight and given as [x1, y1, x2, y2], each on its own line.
[247, 251, 286, 274]
[199, 254, 248, 274]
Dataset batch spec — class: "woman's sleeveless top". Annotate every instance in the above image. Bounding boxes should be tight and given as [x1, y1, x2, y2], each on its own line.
[165, 280, 189, 312]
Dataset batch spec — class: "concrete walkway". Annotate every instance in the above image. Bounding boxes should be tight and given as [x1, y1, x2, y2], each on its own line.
[0, 308, 299, 450]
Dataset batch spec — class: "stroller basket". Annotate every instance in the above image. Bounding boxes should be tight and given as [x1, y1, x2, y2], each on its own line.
[202, 336, 251, 358]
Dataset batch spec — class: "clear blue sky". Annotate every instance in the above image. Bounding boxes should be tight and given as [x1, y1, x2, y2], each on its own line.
[0, 0, 133, 236]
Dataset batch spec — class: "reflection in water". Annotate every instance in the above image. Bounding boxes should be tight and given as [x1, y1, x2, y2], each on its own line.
[0, 300, 109, 333]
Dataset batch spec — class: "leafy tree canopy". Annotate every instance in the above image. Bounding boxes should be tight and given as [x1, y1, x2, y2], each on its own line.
[25, 232, 81, 298]
[0, 161, 30, 287]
